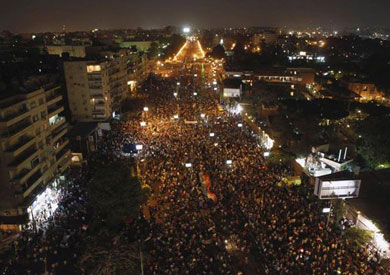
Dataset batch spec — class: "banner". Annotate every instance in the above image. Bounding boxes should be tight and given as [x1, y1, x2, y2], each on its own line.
[199, 172, 217, 203]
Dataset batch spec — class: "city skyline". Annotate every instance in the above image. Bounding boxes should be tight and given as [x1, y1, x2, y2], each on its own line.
[1, 0, 390, 33]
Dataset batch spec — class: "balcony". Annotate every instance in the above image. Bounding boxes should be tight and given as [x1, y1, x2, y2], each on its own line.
[45, 92, 62, 106]
[58, 154, 72, 173]
[0, 107, 30, 127]
[51, 125, 67, 144]
[49, 116, 65, 131]
[53, 138, 69, 153]
[5, 136, 35, 156]
[8, 147, 39, 169]
[47, 105, 64, 117]
[22, 169, 43, 198]
[12, 163, 42, 184]
[1, 120, 33, 139]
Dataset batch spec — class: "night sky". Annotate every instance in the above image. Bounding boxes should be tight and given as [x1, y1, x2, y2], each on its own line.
[1, 0, 389, 33]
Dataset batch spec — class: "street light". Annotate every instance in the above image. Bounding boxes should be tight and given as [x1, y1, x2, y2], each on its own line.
[140, 121, 146, 127]
[143, 107, 149, 112]
[173, 92, 178, 97]
[226, 160, 232, 165]
[200, 113, 206, 118]
[209, 133, 215, 137]
[177, 82, 180, 86]
[173, 114, 179, 119]
[237, 123, 243, 128]
[185, 163, 192, 168]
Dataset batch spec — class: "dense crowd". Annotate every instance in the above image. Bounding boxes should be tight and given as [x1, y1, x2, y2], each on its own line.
[1, 69, 387, 274]
[1, 170, 90, 274]
[104, 74, 387, 274]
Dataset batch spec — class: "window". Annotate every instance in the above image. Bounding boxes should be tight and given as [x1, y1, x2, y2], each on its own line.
[32, 114, 39, 122]
[39, 98, 44, 105]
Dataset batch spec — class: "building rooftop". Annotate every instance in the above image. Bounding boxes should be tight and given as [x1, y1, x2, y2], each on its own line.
[67, 122, 99, 138]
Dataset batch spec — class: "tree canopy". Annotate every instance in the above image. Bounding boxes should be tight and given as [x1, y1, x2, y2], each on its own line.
[208, 44, 226, 59]
[88, 161, 148, 227]
[357, 115, 390, 169]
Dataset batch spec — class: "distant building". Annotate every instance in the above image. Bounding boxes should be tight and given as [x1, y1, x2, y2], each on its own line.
[46, 45, 88, 58]
[346, 82, 384, 102]
[119, 41, 154, 52]
[0, 85, 71, 230]
[64, 51, 129, 122]
[223, 79, 242, 98]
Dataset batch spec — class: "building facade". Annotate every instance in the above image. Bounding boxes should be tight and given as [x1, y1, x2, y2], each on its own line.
[64, 52, 129, 122]
[0, 85, 71, 229]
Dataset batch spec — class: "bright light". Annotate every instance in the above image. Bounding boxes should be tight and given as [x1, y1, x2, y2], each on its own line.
[200, 113, 206, 118]
[194, 74, 198, 77]
[173, 92, 178, 97]
[177, 82, 180, 86]
[263, 152, 270, 157]
[237, 104, 243, 113]
[226, 160, 232, 165]
[185, 163, 192, 168]
[237, 123, 243, 128]
[183, 27, 191, 33]
[140, 121, 146, 127]
[214, 143, 218, 146]
[193, 92, 198, 96]
[136, 145, 143, 150]
[209, 133, 215, 137]
[173, 114, 179, 119]
[143, 107, 149, 112]
[322, 208, 331, 213]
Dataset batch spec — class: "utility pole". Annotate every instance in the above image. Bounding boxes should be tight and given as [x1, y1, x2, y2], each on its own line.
[140, 242, 144, 275]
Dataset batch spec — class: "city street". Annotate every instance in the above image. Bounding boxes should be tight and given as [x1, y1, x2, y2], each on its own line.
[107, 40, 386, 274]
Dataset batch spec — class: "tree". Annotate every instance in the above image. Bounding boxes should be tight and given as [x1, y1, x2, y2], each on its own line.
[148, 42, 159, 59]
[357, 115, 390, 168]
[88, 161, 148, 227]
[343, 227, 373, 245]
[209, 44, 226, 59]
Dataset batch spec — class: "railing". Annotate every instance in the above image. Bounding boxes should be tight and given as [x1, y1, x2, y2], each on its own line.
[45, 92, 62, 102]
[49, 116, 65, 127]
[0, 107, 28, 122]
[1, 120, 32, 138]
[48, 105, 63, 116]
[6, 136, 34, 153]
[8, 147, 37, 168]
[23, 170, 42, 192]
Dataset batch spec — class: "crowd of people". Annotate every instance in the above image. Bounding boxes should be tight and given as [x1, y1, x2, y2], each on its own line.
[1, 169, 90, 274]
[1, 65, 388, 274]
[103, 73, 387, 274]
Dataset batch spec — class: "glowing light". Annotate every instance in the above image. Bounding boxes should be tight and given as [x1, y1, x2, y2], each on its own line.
[173, 114, 179, 119]
[193, 92, 198, 96]
[143, 107, 149, 112]
[136, 145, 143, 150]
[185, 163, 192, 168]
[226, 160, 232, 165]
[322, 208, 331, 213]
[263, 152, 270, 157]
[174, 41, 188, 61]
[140, 121, 146, 127]
[209, 133, 215, 137]
[200, 113, 206, 118]
[183, 27, 191, 33]
[237, 123, 243, 128]
[173, 92, 178, 97]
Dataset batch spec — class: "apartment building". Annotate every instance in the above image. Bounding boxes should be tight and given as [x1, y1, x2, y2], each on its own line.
[0, 85, 71, 229]
[346, 82, 384, 102]
[64, 51, 129, 122]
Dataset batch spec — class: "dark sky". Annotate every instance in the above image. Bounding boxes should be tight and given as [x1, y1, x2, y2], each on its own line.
[1, 0, 389, 33]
